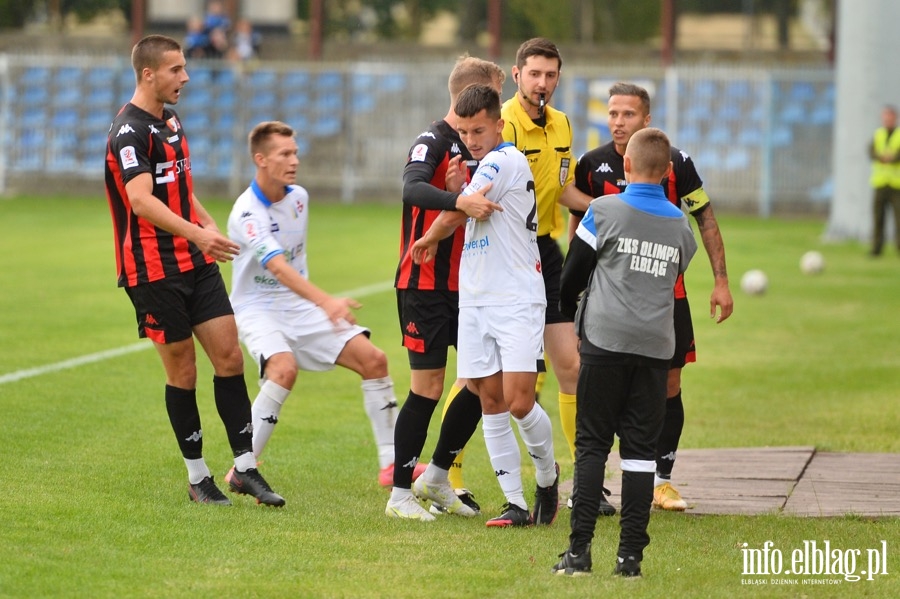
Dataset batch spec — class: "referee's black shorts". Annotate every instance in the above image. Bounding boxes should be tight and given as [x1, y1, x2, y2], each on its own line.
[538, 235, 572, 325]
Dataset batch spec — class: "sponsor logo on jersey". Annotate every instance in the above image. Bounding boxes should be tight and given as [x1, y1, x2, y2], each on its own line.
[417, 130, 436, 139]
[253, 273, 280, 287]
[463, 234, 490, 253]
[450, 142, 461, 154]
[595, 162, 614, 173]
[168, 134, 180, 143]
[149, 124, 159, 135]
[680, 150, 690, 162]
[120, 146, 139, 169]
[116, 123, 134, 137]
[559, 157, 570, 187]
[410, 143, 428, 162]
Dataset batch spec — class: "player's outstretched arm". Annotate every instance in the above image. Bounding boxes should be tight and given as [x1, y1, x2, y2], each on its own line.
[265, 254, 360, 325]
[126, 174, 239, 262]
[693, 203, 733, 323]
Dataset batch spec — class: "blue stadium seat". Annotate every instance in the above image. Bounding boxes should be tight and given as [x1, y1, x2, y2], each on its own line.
[87, 66, 116, 88]
[316, 71, 342, 92]
[778, 104, 805, 125]
[282, 70, 310, 91]
[87, 130, 109, 155]
[21, 86, 49, 106]
[379, 73, 406, 93]
[676, 126, 701, 147]
[723, 147, 751, 171]
[87, 86, 115, 107]
[215, 111, 236, 130]
[694, 147, 722, 170]
[20, 105, 47, 128]
[250, 90, 277, 111]
[20, 66, 49, 87]
[352, 94, 375, 113]
[296, 135, 310, 157]
[14, 129, 45, 171]
[53, 86, 81, 108]
[217, 88, 238, 111]
[706, 124, 732, 145]
[311, 114, 341, 137]
[282, 90, 311, 112]
[314, 93, 342, 114]
[789, 81, 817, 103]
[716, 103, 742, 122]
[723, 80, 751, 100]
[691, 80, 718, 102]
[771, 127, 793, 147]
[809, 103, 834, 126]
[189, 65, 213, 87]
[51, 108, 79, 128]
[248, 69, 278, 89]
[352, 72, 374, 94]
[737, 126, 764, 146]
[181, 112, 211, 131]
[56, 67, 81, 88]
[85, 110, 112, 132]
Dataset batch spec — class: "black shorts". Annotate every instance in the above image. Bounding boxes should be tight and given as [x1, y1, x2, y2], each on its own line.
[538, 235, 572, 325]
[396, 288, 459, 370]
[671, 296, 696, 368]
[124, 262, 233, 344]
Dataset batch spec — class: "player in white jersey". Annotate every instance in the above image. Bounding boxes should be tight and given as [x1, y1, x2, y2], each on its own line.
[412, 84, 559, 528]
[227, 121, 417, 493]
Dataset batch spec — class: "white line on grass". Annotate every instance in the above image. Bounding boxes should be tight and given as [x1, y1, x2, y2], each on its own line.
[0, 280, 395, 386]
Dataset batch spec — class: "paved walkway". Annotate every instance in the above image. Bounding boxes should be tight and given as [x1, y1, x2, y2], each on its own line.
[559, 446, 900, 517]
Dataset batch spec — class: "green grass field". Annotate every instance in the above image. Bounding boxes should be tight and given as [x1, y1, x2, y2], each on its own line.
[1, 196, 897, 598]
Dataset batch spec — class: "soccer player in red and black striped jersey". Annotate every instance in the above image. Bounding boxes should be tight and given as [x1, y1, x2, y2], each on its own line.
[566, 82, 733, 513]
[386, 56, 505, 520]
[104, 34, 283, 507]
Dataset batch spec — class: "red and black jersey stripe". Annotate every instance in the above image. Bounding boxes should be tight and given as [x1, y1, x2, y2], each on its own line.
[574, 141, 708, 299]
[395, 120, 470, 291]
[105, 103, 212, 287]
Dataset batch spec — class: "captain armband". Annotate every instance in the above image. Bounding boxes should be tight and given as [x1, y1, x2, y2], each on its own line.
[683, 188, 711, 213]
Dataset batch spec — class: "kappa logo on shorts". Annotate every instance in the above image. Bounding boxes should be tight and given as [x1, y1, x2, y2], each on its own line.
[405, 321, 420, 335]
[144, 313, 160, 326]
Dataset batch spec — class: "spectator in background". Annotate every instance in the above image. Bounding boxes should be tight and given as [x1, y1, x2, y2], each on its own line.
[868, 104, 900, 256]
[230, 19, 261, 62]
[183, 16, 209, 59]
[203, 0, 231, 59]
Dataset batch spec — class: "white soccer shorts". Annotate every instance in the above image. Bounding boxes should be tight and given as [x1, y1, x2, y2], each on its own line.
[236, 307, 370, 376]
[457, 303, 545, 379]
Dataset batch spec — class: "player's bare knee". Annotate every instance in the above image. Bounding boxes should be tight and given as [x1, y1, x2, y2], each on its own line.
[358, 346, 389, 379]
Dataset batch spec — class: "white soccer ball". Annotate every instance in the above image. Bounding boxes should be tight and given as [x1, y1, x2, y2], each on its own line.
[800, 250, 825, 275]
[740, 269, 768, 295]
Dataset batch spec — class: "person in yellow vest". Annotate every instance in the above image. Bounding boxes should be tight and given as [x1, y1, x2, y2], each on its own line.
[869, 104, 900, 256]
[499, 38, 607, 514]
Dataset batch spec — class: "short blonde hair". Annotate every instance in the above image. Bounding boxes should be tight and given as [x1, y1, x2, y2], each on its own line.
[448, 55, 505, 99]
[248, 121, 295, 157]
[625, 127, 671, 180]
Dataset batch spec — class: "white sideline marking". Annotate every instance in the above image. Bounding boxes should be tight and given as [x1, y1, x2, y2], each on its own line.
[0, 280, 395, 385]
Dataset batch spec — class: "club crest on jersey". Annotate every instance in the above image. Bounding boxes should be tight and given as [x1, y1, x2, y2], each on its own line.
[559, 157, 570, 187]
[410, 143, 428, 162]
[120, 145, 138, 169]
[166, 116, 180, 133]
